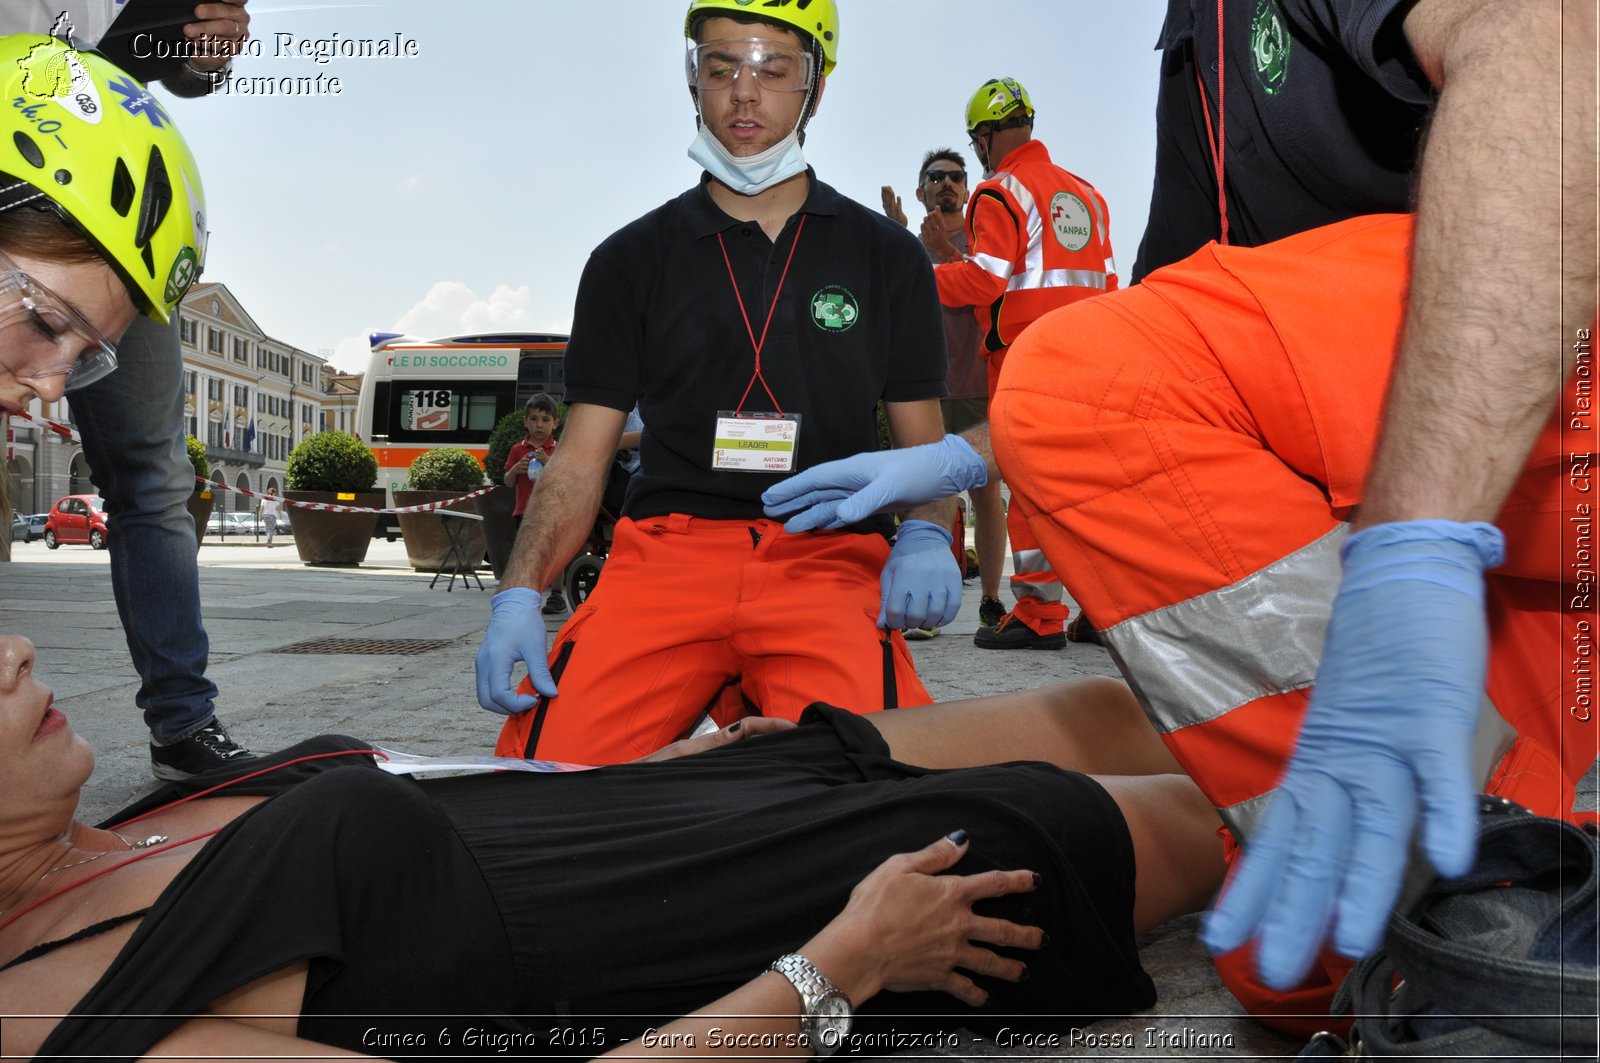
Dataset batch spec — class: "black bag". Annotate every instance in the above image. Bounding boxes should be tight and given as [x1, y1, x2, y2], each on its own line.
[1301, 797, 1598, 1061]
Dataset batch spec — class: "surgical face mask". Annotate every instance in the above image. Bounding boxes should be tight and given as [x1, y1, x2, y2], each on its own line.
[688, 121, 807, 196]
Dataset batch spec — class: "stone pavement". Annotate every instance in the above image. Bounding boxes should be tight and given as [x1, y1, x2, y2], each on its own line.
[0, 536, 1307, 1059]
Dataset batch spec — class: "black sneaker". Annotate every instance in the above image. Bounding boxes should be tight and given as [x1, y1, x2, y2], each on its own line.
[1066, 614, 1103, 645]
[150, 718, 256, 781]
[542, 590, 569, 615]
[978, 596, 1007, 628]
[974, 614, 1067, 650]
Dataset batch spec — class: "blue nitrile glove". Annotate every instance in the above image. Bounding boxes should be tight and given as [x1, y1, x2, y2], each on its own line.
[879, 519, 963, 631]
[1200, 519, 1506, 990]
[475, 587, 558, 715]
[762, 434, 988, 533]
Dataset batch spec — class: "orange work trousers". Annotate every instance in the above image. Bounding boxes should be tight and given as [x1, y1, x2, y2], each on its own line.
[495, 515, 933, 764]
[992, 214, 1593, 1030]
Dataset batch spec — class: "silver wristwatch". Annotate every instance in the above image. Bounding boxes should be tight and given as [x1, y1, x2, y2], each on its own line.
[770, 953, 852, 1056]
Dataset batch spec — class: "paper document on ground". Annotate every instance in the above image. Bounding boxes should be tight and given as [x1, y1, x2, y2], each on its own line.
[371, 745, 595, 775]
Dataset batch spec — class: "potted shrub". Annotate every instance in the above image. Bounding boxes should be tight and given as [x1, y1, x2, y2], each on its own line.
[284, 430, 382, 565]
[475, 410, 526, 580]
[394, 447, 487, 572]
[183, 434, 214, 549]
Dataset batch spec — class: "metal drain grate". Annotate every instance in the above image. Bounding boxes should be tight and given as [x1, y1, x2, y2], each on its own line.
[270, 637, 454, 656]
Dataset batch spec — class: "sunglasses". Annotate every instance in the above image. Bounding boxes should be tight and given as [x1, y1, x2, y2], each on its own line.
[0, 251, 120, 394]
[924, 169, 967, 185]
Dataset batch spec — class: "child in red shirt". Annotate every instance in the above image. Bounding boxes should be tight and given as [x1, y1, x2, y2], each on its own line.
[504, 394, 564, 613]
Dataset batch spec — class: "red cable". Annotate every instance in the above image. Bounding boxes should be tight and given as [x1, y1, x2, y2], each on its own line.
[717, 215, 809, 415]
[0, 749, 383, 934]
[1193, 2, 1230, 246]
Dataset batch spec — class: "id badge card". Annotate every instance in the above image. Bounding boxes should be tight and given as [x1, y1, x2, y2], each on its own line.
[712, 411, 802, 473]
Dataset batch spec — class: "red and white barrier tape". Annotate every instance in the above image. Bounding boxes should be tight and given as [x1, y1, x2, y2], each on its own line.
[10, 409, 496, 515]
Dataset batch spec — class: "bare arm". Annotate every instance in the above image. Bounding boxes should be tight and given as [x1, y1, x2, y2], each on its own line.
[617, 429, 643, 452]
[502, 404, 626, 592]
[1358, 0, 1593, 528]
[885, 399, 956, 526]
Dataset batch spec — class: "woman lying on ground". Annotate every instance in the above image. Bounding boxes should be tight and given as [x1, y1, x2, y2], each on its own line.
[0, 635, 1226, 1059]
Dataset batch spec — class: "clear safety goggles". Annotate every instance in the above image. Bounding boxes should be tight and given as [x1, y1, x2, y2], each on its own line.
[686, 39, 815, 93]
[0, 252, 119, 394]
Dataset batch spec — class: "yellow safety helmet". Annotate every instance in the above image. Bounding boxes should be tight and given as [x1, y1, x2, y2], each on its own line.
[965, 77, 1036, 133]
[0, 34, 206, 322]
[684, 0, 839, 76]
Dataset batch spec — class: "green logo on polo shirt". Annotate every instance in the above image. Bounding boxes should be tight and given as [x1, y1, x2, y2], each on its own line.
[810, 285, 860, 332]
[1251, 0, 1290, 95]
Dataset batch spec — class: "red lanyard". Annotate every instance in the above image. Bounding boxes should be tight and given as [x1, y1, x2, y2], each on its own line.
[716, 214, 808, 416]
[1193, 0, 1230, 244]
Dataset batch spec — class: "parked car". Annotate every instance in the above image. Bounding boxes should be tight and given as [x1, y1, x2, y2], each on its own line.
[205, 511, 258, 536]
[44, 495, 109, 549]
[9, 512, 47, 543]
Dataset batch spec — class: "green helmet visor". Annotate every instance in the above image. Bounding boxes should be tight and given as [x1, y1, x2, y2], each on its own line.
[0, 250, 119, 393]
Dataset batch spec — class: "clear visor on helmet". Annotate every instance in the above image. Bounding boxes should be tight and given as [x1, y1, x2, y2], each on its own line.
[0, 254, 119, 394]
[687, 39, 815, 93]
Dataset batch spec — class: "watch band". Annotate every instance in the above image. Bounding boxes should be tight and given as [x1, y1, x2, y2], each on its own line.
[769, 953, 850, 1056]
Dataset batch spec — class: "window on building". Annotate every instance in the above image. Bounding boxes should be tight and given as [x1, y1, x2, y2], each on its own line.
[208, 422, 223, 447]
[207, 328, 223, 354]
[233, 337, 249, 363]
[180, 316, 197, 345]
[184, 370, 197, 396]
[207, 378, 223, 401]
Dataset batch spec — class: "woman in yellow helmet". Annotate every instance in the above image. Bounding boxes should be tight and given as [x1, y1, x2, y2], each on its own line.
[0, 31, 255, 780]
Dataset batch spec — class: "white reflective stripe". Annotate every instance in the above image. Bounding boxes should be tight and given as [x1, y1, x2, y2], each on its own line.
[1012, 548, 1051, 573]
[1218, 791, 1273, 842]
[1006, 268, 1108, 293]
[1101, 525, 1347, 736]
[995, 173, 1046, 286]
[970, 252, 1013, 280]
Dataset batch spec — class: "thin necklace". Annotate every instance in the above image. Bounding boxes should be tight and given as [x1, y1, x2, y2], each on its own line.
[0, 831, 168, 926]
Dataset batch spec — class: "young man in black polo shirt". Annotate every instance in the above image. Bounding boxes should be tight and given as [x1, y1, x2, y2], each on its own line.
[476, 0, 969, 765]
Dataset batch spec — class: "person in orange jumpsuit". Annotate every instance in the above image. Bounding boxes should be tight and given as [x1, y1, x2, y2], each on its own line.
[923, 77, 1117, 651]
[763, 0, 1595, 1032]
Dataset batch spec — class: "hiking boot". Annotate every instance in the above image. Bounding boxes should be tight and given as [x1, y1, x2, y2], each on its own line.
[542, 590, 569, 615]
[150, 718, 256, 781]
[974, 614, 1066, 650]
[1066, 614, 1103, 645]
[978, 596, 1007, 628]
[902, 626, 941, 641]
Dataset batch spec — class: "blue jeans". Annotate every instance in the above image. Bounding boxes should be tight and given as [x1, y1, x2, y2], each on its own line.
[68, 314, 218, 744]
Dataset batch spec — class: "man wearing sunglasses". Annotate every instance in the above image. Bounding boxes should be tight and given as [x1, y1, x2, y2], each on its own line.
[918, 77, 1118, 653]
[477, 0, 958, 765]
[881, 151, 1010, 639]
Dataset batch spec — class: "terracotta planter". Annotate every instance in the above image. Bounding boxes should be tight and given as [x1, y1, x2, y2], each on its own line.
[186, 489, 215, 552]
[284, 491, 384, 566]
[394, 489, 487, 572]
[474, 485, 518, 582]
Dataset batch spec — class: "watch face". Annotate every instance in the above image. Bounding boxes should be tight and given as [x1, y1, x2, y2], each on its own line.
[817, 994, 852, 1039]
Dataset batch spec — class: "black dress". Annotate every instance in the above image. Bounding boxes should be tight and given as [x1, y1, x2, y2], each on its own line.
[37, 706, 1155, 1059]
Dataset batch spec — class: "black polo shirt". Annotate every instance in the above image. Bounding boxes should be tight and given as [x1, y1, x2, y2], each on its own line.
[1133, 0, 1434, 280]
[564, 170, 948, 524]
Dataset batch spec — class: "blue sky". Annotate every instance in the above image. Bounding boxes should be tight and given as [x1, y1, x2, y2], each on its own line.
[160, 1, 1167, 371]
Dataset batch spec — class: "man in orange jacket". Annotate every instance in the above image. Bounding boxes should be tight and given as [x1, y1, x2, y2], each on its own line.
[922, 77, 1117, 651]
